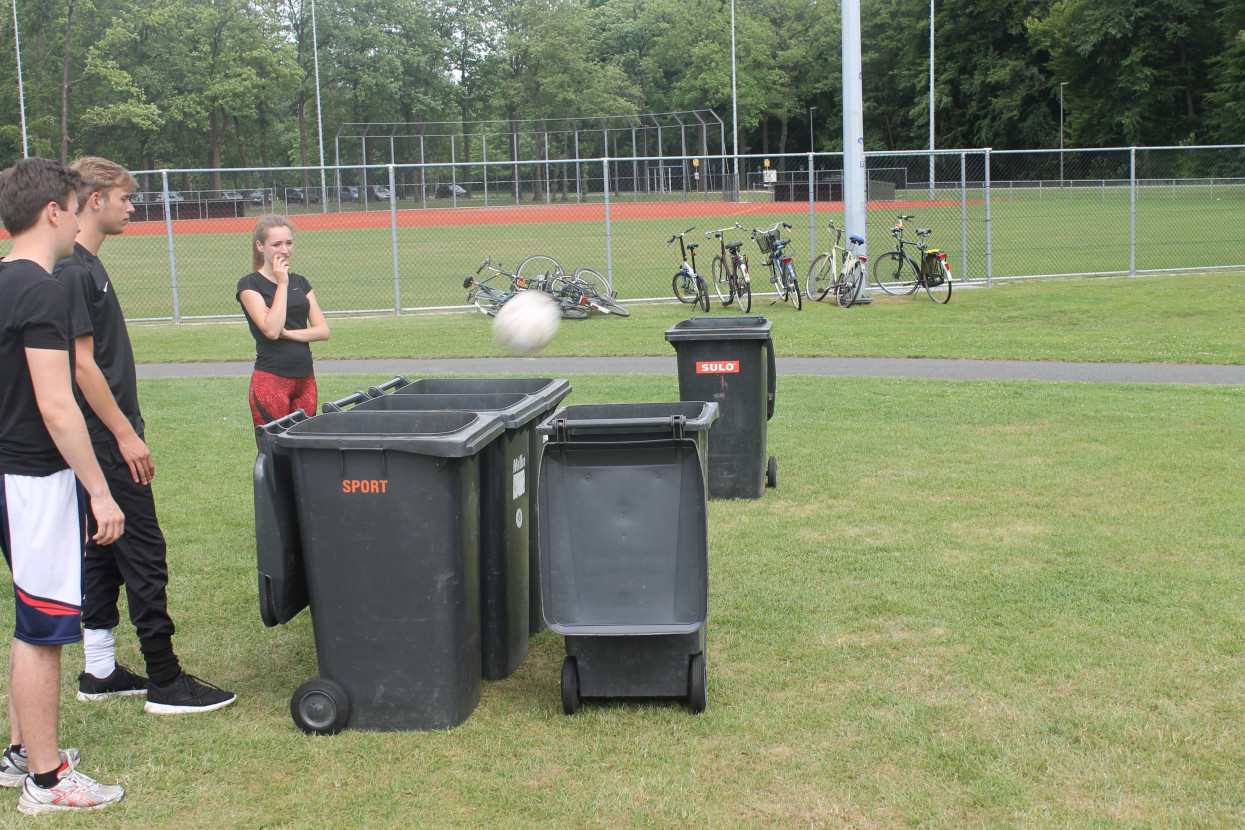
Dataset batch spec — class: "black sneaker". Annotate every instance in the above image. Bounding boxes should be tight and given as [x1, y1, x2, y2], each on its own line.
[77, 664, 148, 702]
[144, 672, 237, 714]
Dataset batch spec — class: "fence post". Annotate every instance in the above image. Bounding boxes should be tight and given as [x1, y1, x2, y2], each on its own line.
[960, 152, 967, 282]
[389, 164, 401, 313]
[808, 153, 816, 258]
[1130, 147, 1136, 277]
[160, 170, 180, 323]
[602, 157, 614, 293]
[984, 148, 992, 287]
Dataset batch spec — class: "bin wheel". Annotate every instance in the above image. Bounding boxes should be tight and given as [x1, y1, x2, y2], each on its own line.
[291, 677, 350, 735]
[766, 456, 778, 488]
[561, 656, 581, 715]
[688, 653, 707, 714]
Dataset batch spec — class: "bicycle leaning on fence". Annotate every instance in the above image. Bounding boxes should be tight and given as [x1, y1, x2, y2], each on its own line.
[751, 221, 802, 310]
[669, 227, 710, 312]
[871, 214, 953, 304]
[706, 223, 752, 312]
[807, 220, 867, 308]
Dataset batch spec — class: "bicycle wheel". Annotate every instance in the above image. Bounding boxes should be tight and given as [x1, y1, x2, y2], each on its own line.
[872, 251, 920, 295]
[784, 262, 802, 310]
[710, 256, 731, 306]
[516, 255, 565, 285]
[807, 253, 835, 301]
[672, 271, 699, 304]
[572, 267, 612, 299]
[924, 267, 952, 304]
[559, 303, 591, 320]
[473, 289, 505, 317]
[594, 293, 630, 317]
[735, 270, 752, 313]
[772, 265, 789, 301]
[838, 261, 865, 308]
[695, 275, 711, 312]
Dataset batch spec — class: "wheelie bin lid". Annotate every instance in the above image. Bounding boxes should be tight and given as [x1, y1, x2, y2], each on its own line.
[371, 376, 572, 409]
[536, 401, 718, 439]
[324, 391, 548, 430]
[272, 410, 505, 457]
[664, 315, 772, 341]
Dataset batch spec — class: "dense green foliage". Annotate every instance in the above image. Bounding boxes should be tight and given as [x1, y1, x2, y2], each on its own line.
[1, 0, 1241, 171]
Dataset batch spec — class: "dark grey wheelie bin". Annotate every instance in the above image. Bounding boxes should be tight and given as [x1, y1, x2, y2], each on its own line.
[664, 316, 776, 500]
[322, 387, 552, 681]
[536, 401, 718, 714]
[268, 409, 505, 734]
[255, 410, 312, 627]
[375, 377, 572, 639]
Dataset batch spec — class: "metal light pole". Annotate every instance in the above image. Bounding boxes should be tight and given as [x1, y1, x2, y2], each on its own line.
[928, 0, 935, 201]
[843, 0, 871, 303]
[1059, 82, 1068, 187]
[730, 0, 739, 200]
[311, 0, 328, 213]
[808, 106, 816, 154]
[11, 0, 28, 157]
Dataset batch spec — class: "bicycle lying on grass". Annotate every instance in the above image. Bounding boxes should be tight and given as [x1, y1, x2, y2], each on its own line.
[706, 223, 752, 312]
[871, 214, 953, 304]
[669, 227, 710, 312]
[807, 220, 867, 308]
[512, 255, 628, 317]
[751, 222, 802, 310]
[463, 258, 590, 319]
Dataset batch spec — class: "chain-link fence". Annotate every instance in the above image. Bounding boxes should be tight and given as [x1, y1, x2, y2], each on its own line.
[5, 146, 1240, 321]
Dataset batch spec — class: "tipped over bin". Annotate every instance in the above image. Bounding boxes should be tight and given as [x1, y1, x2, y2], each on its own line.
[270, 409, 504, 734]
[537, 401, 718, 714]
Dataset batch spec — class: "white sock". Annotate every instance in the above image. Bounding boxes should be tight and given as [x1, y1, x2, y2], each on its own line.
[83, 628, 116, 679]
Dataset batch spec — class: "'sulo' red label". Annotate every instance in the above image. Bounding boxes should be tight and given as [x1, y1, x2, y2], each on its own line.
[695, 361, 740, 374]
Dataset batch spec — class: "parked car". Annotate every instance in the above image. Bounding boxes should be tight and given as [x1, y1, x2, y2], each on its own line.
[287, 187, 320, 204]
[337, 186, 359, 202]
[248, 190, 269, 206]
[369, 185, 391, 201]
[165, 191, 186, 202]
[435, 183, 467, 198]
[221, 190, 245, 200]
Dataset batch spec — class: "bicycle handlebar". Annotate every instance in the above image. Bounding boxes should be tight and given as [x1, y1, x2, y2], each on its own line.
[668, 226, 696, 243]
[476, 257, 492, 274]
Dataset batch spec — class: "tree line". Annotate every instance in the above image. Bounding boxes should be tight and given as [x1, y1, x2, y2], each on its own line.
[2, 0, 1242, 177]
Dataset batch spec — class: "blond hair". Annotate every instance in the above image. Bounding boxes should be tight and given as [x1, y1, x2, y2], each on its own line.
[69, 156, 137, 211]
[251, 215, 296, 271]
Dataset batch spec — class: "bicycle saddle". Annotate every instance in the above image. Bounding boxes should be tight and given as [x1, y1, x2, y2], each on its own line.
[687, 242, 699, 249]
[462, 276, 473, 289]
[726, 241, 744, 250]
[916, 228, 931, 236]
[849, 235, 864, 245]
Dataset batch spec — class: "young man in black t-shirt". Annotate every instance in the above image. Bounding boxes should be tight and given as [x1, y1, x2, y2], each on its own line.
[0, 157, 126, 814]
[52, 157, 235, 714]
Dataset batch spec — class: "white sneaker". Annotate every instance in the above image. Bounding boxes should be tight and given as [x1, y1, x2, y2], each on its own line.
[0, 747, 81, 788]
[16, 766, 123, 815]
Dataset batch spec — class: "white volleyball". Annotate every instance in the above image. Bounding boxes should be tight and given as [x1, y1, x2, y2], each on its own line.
[492, 290, 561, 354]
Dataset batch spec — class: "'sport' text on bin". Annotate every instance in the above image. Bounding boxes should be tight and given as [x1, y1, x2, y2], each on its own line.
[342, 479, 389, 494]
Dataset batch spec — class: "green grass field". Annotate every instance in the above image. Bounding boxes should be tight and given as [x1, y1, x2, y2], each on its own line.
[0, 273, 1242, 826]
[6, 192, 1241, 321]
[128, 270, 1245, 366]
[1, 371, 1239, 828]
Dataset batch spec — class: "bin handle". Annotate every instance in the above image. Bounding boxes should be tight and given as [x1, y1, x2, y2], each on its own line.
[366, 376, 410, 398]
[552, 415, 691, 440]
[321, 390, 370, 413]
[256, 408, 309, 436]
[765, 337, 776, 420]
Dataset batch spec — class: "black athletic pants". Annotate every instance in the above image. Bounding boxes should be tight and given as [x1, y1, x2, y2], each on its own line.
[82, 437, 180, 683]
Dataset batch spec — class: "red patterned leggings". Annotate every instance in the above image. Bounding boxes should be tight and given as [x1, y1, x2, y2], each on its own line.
[249, 370, 318, 426]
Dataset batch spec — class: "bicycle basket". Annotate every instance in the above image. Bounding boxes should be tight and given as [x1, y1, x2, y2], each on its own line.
[755, 233, 778, 255]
